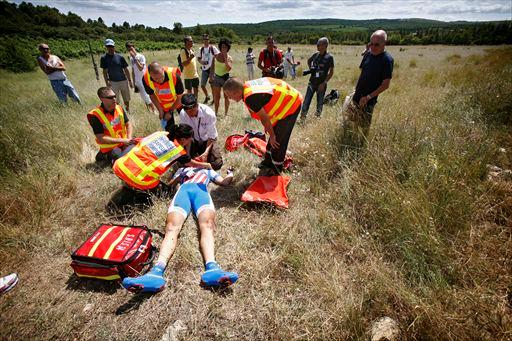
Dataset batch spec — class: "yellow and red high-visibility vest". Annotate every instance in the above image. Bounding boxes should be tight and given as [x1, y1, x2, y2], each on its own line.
[144, 66, 179, 111]
[243, 77, 303, 126]
[113, 131, 186, 190]
[88, 104, 127, 153]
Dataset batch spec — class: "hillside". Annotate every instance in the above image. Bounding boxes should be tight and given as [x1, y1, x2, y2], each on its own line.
[1, 1, 512, 73]
[0, 44, 511, 339]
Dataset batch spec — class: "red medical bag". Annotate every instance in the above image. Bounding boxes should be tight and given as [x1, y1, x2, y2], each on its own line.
[70, 224, 154, 281]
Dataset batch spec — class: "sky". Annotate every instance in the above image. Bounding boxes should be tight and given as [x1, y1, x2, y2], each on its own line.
[13, 0, 512, 28]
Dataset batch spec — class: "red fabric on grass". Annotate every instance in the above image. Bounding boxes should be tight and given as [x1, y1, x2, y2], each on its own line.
[241, 175, 290, 209]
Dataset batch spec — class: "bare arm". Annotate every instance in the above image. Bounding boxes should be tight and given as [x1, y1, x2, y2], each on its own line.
[358, 78, 391, 108]
[209, 57, 215, 80]
[37, 58, 52, 75]
[257, 53, 265, 71]
[103, 69, 110, 86]
[197, 139, 215, 161]
[126, 121, 133, 139]
[53, 58, 66, 71]
[256, 110, 279, 149]
[182, 54, 194, 66]
[213, 172, 233, 186]
[95, 133, 131, 145]
[225, 55, 232, 71]
[150, 94, 165, 119]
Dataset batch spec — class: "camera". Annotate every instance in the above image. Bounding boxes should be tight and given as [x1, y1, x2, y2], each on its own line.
[269, 66, 284, 79]
[302, 67, 316, 76]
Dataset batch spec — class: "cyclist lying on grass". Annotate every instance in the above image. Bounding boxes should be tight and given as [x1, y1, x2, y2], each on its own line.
[122, 166, 238, 293]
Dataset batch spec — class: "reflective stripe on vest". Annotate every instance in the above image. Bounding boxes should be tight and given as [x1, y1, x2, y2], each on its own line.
[113, 131, 185, 190]
[243, 77, 302, 126]
[144, 67, 177, 110]
[90, 105, 127, 152]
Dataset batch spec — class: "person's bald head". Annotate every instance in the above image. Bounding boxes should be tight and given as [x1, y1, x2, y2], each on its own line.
[370, 30, 387, 55]
[148, 62, 165, 83]
[222, 77, 244, 102]
[371, 30, 387, 44]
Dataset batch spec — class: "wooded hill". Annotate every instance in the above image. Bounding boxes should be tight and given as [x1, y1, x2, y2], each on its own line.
[0, 1, 511, 72]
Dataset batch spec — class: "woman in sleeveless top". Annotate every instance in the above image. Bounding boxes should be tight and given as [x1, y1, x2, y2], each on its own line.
[209, 38, 233, 116]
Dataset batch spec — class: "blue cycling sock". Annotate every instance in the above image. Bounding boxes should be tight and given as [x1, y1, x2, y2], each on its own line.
[205, 261, 219, 271]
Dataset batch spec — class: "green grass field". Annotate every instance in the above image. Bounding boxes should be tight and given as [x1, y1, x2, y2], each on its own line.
[0, 44, 511, 340]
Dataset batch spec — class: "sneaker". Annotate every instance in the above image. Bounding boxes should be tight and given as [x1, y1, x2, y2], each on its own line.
[200, 262, 238, 287]
[0, 273, 18, 295]
[203, 96, 211, 104]
[121, 265, 166, 294]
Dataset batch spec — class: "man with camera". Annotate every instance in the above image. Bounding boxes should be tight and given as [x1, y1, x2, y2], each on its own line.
[300, 37, 334, 120]
[257, 36, 284, 79]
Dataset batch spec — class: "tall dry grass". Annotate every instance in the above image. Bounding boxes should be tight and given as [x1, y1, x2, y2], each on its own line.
[0, 45, 510, 340]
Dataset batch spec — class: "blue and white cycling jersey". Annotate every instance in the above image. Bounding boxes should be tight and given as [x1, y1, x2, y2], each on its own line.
[173, 167, 221, 186]
[168, 167, 221, 217]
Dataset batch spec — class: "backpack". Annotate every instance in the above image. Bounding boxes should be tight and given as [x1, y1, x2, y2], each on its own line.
[177, 48, 189, 72]
[199, 45, 214, 59]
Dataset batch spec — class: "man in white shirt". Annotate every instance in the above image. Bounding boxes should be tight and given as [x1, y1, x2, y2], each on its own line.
[126, 42, 156, 113]
[37, 43, 81, 104]
[284, 47, 295, 80]
[197, 34, 219, 104]
[179, 94, 223, 170]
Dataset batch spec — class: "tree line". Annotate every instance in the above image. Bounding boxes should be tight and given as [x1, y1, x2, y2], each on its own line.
[0, 1, 510, 72]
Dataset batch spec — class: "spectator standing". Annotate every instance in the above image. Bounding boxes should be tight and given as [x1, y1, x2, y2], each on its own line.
[283, 47, 295, 79]
[246, 47, 255, 80]
[125, 42, 155, 113]
[352, 30, 393, 134]
[197, 34, 219, 104]
[210, 38, 233, 116]
[100, 39, 133, 113]
[257, 36, 283, 78]
[180, 36, 200, 98]
[37, 43, 81, 104]
[300, 37, 334, 120]
[179, 94, 223, 170]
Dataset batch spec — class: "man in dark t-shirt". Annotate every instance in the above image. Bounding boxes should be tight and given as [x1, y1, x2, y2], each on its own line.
[100, 39, 133, 112]
[300, 37, 335, 120]
[353, 30, 394, 126]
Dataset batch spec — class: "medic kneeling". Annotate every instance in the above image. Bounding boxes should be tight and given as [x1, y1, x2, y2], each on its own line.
[112, 124, 211, 191]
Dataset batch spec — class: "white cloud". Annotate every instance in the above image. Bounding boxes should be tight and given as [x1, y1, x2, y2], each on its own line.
[12, 0, 512, 27]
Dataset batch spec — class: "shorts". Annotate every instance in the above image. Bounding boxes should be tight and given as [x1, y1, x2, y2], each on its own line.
[184, 77, 199, 90]
[168, 183, 215, 218]
[111, 80, 131, 104]
[201, 69, 210, 87]
[212, 74, 229, 88]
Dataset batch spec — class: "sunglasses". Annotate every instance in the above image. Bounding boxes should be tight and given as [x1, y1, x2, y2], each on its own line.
[41, 48, 49, 51]
[102, 95, 116, 99]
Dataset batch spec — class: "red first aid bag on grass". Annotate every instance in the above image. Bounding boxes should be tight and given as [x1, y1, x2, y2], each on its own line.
[241, 175, 291, 209]
[70, 224, 154, 281]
